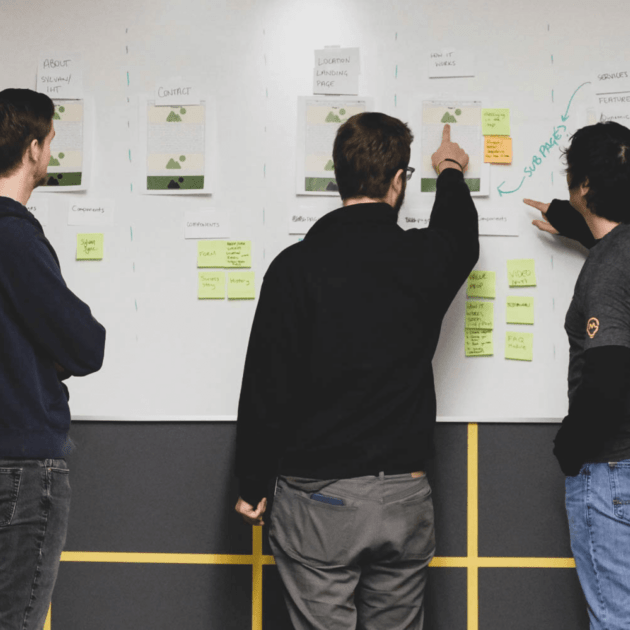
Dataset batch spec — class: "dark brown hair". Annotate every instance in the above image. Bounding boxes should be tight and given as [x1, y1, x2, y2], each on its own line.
[0, 88, 55, 177]
[333, 112, 414, 201]
[563, 121, 630, 222]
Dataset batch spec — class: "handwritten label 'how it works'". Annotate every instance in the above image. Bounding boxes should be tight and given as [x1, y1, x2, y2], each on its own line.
[465, 301, 494, 330]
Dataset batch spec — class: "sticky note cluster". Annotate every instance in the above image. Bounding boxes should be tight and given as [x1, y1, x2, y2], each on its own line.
[198, 271, 256, 300]
[482, 109, 512, 164]
[77, 234, 104, 260]
[465, 271, 496, 357]
[505, 259, 536, 361]
[196, 240, 254, 300]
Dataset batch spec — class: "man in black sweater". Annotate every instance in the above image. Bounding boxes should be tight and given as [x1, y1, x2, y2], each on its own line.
[524, 121, 630, 630]
[235, 113, 478, 629]
[0, 89, 106, 630]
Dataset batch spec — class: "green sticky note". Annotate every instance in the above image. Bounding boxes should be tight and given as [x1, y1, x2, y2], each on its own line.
[228, 272, 256, 299]
[506, 296, 534, 324]
[198, 272, 225, 299]
[465, 301, 494, 330]
[198, 241, 227, 268]
[465, 330, 494, 357]
[226, 241, 252, 268]
[505, 331, 533, 361]
[76, 233, 103, 260]
[482, 108, 510, 136]
[507, 259, 537, 287]
[467, 271, 496, 299]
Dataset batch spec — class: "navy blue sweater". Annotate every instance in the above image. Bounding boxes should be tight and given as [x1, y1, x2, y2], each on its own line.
[0, 196, 106, 458]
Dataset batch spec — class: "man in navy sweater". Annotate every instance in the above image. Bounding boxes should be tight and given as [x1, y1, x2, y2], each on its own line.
[0, 89, 105, 630]
[235, 114, 478, 629]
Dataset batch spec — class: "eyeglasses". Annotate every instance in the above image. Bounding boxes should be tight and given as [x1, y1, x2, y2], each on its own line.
[404, 166, 415, 181]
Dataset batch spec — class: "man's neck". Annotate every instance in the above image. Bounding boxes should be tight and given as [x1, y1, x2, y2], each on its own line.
[343, 196, 386, 207]
[583, 210, 620, 240]
[0, 171, 34, 207]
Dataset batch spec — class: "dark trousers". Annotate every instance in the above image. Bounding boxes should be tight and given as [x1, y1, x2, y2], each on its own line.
[269, 472, 435, 630]
[0, 459, 71, 630]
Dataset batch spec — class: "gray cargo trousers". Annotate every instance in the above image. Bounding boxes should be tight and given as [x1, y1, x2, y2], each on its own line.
[269, 472, 435, 630]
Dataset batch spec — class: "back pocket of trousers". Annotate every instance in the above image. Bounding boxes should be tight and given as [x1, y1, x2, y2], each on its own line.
[0, 468, 22, 526]
[271, 491, 357, 567]
[609, 462, 630, 522]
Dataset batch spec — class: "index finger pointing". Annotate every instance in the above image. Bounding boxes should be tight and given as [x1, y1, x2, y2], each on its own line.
[442, 123, 451, 143]
[522, 198, 547, 213]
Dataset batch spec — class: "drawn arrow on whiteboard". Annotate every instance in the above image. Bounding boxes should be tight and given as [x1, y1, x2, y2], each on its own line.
[497, 176, 526, 197]
[561, 81, 591, 122]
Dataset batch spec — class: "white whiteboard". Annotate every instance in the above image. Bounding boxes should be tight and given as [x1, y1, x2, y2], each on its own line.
[2, 0, 627, 421]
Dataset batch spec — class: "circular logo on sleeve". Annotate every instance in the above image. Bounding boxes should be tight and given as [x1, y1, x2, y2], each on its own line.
[587, 317, 600, 339]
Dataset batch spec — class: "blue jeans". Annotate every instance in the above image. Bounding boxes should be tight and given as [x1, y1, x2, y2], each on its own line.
[0, 459, 71, 630]
[566, 460, 630, 630]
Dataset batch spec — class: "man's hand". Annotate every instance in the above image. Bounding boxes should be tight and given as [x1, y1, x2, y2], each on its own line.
[431, 124, 469, 173]
[523, 198, 559, 235]
[235, 496, 267, 526]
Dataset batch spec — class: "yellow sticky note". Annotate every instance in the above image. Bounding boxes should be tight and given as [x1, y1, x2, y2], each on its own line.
[484, 136, 512, 164]
[226, 241, 252, 268]
[465, 301, 494, 330]
[506, 296, 534, 324]
[505, 331, 533, 361]
[482, 108, 510, 135]
[198, 272, 225, 299]
[198, 241, 227, 268]
[77, 234, 103, 260]
[465, 330, 494, 357]
[507, 259, 536, 287]
[467, 271, 496, 299]
[228, 272, 255, 299]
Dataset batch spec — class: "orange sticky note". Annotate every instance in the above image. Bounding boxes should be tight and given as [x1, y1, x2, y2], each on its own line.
[484, 136, 512, 164]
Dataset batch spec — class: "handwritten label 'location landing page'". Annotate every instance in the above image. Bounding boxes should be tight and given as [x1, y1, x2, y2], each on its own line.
[313, 48, 360, 95]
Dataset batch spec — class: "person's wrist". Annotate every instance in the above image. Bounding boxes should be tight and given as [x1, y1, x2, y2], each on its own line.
[436, 158, 463, 174]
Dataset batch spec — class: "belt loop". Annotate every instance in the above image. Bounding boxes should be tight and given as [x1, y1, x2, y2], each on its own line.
[379, 471, 385, 481]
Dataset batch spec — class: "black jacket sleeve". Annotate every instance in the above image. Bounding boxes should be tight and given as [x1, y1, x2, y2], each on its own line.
[545, 200, 596, 249]
[235, 258, 299, 506]
[427, 168, 480, 290]
[553, 345, 630, 475]
[0, 225, 106, 376]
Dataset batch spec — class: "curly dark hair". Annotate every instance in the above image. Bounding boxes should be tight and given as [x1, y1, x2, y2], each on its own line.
[563, 121, 630, 222]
